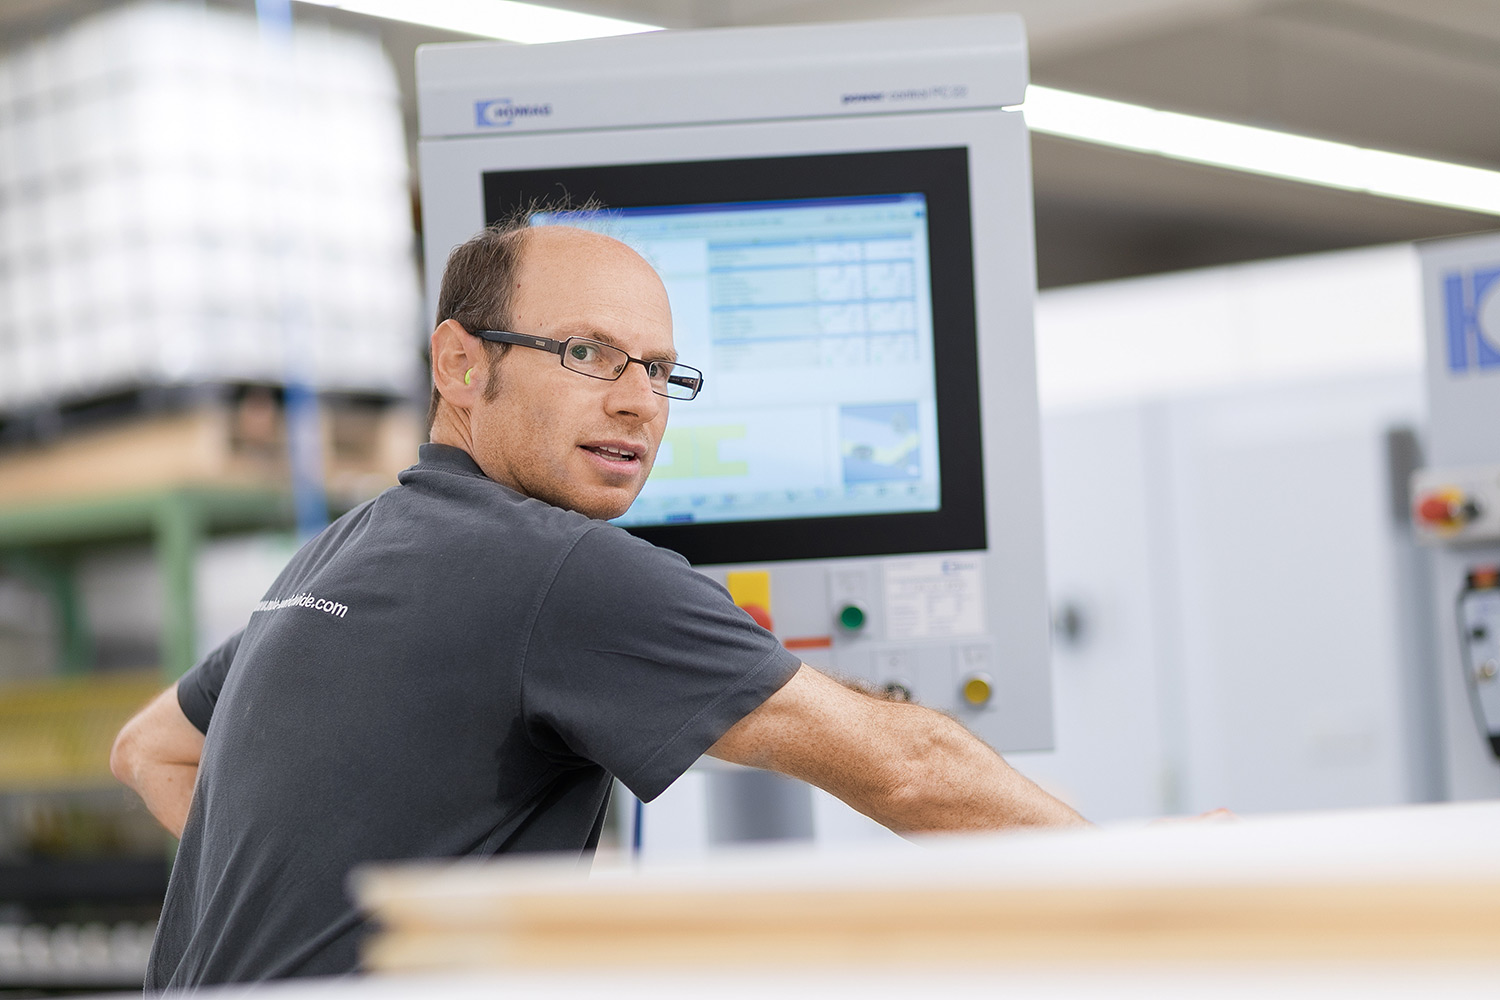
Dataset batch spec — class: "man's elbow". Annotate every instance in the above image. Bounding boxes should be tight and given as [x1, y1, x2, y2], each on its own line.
[109, 721, 142, 790]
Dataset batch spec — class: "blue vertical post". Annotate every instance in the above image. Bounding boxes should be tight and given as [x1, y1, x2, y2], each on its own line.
[257, 0, 328, 539]
[632, 797, 644, 858]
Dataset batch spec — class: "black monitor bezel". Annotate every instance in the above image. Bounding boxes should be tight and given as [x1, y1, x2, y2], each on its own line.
[482, 146, 986, 565]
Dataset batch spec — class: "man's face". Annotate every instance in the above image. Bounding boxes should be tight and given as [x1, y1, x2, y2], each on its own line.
[468, 227, 675, 520]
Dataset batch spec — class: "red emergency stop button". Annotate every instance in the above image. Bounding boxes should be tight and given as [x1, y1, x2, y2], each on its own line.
[740, 604, 774, 631]
[1415, 487, 1476, 530]
[1418, 495, 1455, 524]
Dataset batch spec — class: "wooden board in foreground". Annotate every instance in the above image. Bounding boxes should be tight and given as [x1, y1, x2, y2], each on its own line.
[354, 801, 1500, 973]
[361, 881, 1500, 971]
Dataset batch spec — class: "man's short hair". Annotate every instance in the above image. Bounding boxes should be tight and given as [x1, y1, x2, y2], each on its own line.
[427, 215, 528, 430]
[427, 200, 604, 432]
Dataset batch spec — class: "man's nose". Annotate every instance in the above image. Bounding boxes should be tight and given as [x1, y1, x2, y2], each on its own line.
[608, 361, 662, 419]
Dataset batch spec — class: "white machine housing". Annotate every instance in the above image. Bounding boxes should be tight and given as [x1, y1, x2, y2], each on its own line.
[1418, 231, 1500, 795]
[415, 16, 1054, 753]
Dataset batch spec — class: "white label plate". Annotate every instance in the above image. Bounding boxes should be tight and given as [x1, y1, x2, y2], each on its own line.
[883, 556, 985, 640]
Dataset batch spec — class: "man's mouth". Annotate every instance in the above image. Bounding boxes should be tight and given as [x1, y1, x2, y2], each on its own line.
[582, 444, 640, 464]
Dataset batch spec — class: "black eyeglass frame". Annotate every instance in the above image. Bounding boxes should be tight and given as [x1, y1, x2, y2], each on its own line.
[471, 329, 703, 400]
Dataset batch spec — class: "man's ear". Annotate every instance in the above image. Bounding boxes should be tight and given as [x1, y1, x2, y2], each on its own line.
[430, 319, 483, 410]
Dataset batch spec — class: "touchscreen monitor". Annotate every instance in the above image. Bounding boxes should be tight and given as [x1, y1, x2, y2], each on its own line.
[483, 148, 985, 564]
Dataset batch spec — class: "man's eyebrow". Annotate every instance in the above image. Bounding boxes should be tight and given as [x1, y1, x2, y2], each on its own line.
[569, 328, 678, 364]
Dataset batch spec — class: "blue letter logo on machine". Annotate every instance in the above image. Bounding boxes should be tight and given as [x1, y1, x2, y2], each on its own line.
[1444, 265, 1500, 374]
[474, 99, 553, 128]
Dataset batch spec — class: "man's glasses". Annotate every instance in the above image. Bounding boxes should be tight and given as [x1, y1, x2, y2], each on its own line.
[472, 330, 704, 401]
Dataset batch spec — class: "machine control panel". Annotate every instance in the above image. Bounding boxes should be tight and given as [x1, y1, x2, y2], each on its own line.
[709, 555, 1012, 742]
[1412, 465, 1500, 544]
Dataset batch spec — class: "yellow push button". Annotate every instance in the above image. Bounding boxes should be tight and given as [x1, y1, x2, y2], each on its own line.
[961, 673, 993, 707]
[726, 571, 770, 609]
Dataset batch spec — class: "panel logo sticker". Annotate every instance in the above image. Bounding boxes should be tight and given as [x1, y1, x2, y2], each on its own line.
[1444, 265, 1500, 374]
[839, 84, 968, 107]
[474, 98, 553, 128]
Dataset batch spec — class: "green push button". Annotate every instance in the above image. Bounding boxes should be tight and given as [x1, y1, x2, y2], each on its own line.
[838, 604, 866, 631]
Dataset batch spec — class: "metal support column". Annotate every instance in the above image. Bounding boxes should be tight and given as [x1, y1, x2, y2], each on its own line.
[153, 493, 202, 680]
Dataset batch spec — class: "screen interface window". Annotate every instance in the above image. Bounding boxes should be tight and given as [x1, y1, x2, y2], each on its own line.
[534, 194, 941, 528]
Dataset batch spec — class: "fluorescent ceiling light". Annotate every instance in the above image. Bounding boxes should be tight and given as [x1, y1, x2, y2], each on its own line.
[1023, 84, 1500, 217]
[291, 4, 1500, 217]
[295, 0, 660, 44]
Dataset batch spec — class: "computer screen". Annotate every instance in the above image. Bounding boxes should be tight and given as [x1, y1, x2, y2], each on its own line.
[484, 148, 985, 564]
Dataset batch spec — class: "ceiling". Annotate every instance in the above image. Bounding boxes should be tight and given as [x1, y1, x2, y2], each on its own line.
[3, 0, 1498, 287]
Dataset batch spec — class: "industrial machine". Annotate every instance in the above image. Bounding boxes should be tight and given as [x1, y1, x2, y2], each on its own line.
[415, 17, 1053, 839]
[1413, 232, 1500, 793]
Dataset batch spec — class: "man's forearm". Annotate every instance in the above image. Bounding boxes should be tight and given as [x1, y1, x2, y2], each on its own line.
[869, 703, 1087, 833]
[124, 763, 198, 839]
[111, 684, 205, 839]
[711, 665, 1087, 835]
[790, 693, 1088, 834]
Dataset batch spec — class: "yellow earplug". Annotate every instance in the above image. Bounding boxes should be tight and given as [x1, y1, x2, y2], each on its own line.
[464, 367, 473, 386]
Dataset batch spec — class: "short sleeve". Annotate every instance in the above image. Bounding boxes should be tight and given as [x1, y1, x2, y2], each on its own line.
[176, 629, 244, 734]
[523, 527, 800, 801]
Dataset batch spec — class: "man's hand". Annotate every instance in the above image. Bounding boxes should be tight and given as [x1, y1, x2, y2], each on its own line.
[110, 684, 204, 838]
[709, 664, 1088, 834]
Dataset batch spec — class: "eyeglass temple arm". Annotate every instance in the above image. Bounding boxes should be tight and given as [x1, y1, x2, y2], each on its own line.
[517, 333, 565, 354]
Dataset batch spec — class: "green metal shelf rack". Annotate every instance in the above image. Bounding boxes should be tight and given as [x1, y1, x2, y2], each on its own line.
[0, 487, 297, 680]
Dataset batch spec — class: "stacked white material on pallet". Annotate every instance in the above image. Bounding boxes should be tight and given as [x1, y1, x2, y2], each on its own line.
[0, 0, 421, 412]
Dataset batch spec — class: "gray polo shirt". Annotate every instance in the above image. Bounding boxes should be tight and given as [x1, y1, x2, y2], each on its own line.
[147, 443, 800, 989]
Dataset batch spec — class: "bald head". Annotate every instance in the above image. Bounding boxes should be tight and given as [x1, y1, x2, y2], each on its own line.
[507, 226, 670, 340]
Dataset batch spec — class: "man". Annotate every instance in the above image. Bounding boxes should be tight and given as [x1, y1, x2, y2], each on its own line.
[111, 221, 1086, 989]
